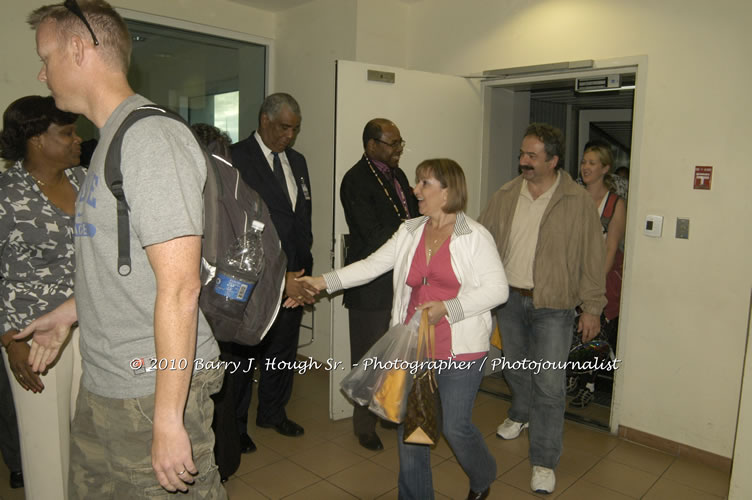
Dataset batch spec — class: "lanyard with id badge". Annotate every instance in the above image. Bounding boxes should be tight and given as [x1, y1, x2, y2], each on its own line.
[299, 176, 311, 201]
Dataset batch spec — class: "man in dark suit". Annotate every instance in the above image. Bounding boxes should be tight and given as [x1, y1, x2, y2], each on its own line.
[228, 93, 316, 451]
[340, 118, 418, 450]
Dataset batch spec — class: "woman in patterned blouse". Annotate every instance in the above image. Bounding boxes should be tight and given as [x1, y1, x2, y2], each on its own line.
[0, 95, 85, 498]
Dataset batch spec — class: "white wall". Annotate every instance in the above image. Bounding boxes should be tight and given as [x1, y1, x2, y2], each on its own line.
[114, 0, 274, 40]
[354, 0, 409, 68]
[402, 0, 752, 458]
[1, 1, 52, 110]
[730, 301, 752, 498]
[274, 0, 358, 363]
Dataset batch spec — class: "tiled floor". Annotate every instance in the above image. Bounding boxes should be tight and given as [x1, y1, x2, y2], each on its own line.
[0, 366, 731, 499]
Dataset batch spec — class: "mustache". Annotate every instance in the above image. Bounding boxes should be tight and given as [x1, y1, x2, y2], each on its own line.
[520, 165, 533, 171]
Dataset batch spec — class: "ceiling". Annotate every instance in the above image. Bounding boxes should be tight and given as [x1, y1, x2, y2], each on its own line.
[526, 77, 636, 150]
[530, 87, 635, 110]
[228, 0, 315, 12]
[229, 0, 422, 12]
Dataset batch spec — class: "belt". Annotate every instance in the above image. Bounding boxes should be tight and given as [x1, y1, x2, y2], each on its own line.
[510, 286, 534, 298]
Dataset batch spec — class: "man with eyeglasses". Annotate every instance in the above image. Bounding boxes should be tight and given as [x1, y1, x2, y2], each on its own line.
[21, 1, 225, 497]
[339, 119, 417, 450]
[479, 123, 605, 495]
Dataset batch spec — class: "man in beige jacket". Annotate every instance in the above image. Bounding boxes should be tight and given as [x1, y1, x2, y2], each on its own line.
[480, 123, 606, 495]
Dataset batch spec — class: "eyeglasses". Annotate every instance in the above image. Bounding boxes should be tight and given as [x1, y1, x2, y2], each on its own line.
[64, 0, 100, 46]
[374, 138, 406, 149]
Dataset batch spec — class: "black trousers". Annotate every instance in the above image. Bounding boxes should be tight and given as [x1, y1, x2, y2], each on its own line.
[0, 355, 21, 472]
[348, 307, 391, 436]
[221, 305, 304, 434]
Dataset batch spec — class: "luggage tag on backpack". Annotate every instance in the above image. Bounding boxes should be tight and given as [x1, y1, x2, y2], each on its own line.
[299, 177, 311, 200]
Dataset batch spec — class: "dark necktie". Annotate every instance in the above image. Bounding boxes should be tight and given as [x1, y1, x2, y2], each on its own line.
[272, 152, 291, 204]
[382, 168, 410, 218]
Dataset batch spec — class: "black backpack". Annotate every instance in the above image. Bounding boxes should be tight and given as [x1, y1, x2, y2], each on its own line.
[104, 105, 286, 346]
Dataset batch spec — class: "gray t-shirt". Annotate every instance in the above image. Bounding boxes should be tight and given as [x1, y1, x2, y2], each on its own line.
[75, 94, 219, 398]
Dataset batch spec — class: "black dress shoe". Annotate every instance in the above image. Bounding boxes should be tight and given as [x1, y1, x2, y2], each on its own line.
[257, 417, 304, 437]
[357, 432, 384, 451]
[9, 471, 23, 489]
[466, 486, 489, 500]
[239, 433, 257, 453]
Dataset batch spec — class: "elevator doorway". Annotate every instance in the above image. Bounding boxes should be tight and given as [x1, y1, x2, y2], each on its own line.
[479, 71, 636, 430]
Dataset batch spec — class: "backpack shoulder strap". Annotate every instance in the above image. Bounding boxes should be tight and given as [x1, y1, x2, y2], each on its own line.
[602, 191, 618, 218]
[599, 191, 619, 234]
[104, 105, 189, 276]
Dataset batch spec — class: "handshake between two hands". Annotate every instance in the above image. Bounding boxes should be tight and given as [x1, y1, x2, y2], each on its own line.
[282, 271, 327, 309]
[283, 272, 448, 325]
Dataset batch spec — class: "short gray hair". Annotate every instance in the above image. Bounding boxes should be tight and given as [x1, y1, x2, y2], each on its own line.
[258, 93, 300, 124]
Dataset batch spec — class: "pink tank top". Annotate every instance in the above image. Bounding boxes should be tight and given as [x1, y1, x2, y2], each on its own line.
[405, 229, 485, 361]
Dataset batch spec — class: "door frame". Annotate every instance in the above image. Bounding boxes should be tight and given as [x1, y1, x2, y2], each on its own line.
[479, 55, 647, 433]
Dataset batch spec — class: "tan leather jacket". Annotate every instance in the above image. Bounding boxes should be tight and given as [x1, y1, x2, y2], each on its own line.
[479, 172, 607, 316]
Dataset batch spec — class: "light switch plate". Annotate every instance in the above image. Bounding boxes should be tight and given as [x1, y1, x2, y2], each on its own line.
[644, 215, 663, 237]
[676, 218, 689, 239]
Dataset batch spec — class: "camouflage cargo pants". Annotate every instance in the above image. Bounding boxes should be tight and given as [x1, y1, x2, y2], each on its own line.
[69, 366, 226, 499]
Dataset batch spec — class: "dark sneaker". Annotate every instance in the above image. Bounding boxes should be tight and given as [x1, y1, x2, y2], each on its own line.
[570, 388, 595, 408]
[566, 375, 579, 395]
[10, 471, 23, 489]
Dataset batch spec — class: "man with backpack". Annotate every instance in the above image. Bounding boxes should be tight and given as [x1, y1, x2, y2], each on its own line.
[19, 1, 224, 497]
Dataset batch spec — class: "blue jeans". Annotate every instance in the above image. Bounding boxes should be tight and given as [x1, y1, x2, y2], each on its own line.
[497, 291, 574, 469]
[397, 362, 496, 499]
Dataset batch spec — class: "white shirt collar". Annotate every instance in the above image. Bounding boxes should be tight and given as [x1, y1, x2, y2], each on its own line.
[253, 131, 279, 166]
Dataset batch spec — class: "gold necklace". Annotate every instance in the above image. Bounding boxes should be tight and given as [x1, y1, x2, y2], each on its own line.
[26, 168, 66, 189]
[364, 155, 408, 220]
[425, 223, 451, 262]
[27, 169, 47, 187]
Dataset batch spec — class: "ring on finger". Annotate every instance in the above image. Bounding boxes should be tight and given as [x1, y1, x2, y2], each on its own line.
[177, 469, 186, 476]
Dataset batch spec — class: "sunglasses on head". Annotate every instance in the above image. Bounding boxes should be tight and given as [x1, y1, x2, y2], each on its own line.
[63, 0, 100, 46]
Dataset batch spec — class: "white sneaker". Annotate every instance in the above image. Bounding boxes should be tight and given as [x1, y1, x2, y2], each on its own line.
[496, 418, 528, 439]
[530, 466, 555, 494]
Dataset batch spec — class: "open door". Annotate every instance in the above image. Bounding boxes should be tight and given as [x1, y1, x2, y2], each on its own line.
[329, 60, 483, 419]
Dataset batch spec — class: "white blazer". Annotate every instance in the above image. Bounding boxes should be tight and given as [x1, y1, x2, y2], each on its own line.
[325, 212, 509, 356]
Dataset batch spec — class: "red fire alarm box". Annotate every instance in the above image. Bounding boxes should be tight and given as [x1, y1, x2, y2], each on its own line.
[694, 166, 712, 190]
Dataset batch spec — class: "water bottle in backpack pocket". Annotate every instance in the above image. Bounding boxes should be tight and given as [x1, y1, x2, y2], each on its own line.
[210, 220, 265, 315]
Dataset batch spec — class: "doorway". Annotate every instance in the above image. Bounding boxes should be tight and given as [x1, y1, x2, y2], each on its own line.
[479, 70, 636, 430]
[330, 58, 644, 433]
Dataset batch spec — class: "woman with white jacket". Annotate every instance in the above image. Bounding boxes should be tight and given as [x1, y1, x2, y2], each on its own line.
[301, 158, 508, 500]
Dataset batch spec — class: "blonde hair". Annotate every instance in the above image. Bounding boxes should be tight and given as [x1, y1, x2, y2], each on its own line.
[415, 158, 467, 213]
[584, 144, 616, 192]
[28, 0, 132, 73]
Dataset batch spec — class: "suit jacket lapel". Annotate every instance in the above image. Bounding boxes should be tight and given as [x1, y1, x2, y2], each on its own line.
[361, 157, 402, 220]
[393, 171, 413, 219]
[248, 137, 293, 211]
[287, 151, 304, 212]
[377, 164, 410, 220]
